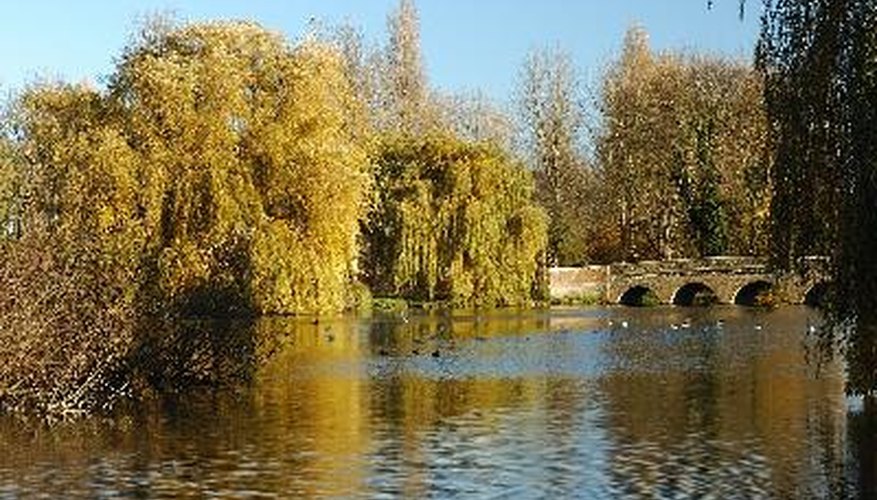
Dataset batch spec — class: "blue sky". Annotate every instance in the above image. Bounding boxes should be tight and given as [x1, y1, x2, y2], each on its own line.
[0, 1, 760, 101]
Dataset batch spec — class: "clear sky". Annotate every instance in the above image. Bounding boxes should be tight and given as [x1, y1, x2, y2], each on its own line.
[0, 1, 760, 102]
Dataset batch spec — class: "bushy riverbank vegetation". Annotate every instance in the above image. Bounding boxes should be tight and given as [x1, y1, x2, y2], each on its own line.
[0, 234, 137, 415]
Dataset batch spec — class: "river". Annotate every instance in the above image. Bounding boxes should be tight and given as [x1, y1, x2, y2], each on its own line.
[1, 306, 874, 498]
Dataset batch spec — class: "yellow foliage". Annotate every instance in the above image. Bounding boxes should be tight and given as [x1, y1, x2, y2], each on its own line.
[0, 139, 17, 235]
[363, 134, 548, 307]
[7, 18, 546, 315]
[107, 21, 370, 314]
[14, 83, 146, 269]
[11, 20, 371, 316]
[598, 26, 770, 260]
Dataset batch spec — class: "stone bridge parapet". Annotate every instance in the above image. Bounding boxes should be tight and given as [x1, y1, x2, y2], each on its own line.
[549, 256, 829, 306]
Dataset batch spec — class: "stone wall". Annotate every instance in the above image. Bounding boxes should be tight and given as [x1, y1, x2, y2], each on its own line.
[549, 266, 608, 300]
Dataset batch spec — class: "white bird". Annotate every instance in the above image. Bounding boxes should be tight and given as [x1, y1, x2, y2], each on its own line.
[621, 320, 629, 328]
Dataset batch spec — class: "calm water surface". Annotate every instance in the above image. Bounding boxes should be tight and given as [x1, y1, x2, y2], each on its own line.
[1, 306, 875, 498]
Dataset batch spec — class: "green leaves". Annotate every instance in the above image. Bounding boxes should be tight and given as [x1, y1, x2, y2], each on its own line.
[363, 135, 547, 307]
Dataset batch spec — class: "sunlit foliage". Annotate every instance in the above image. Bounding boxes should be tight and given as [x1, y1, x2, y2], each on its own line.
[362, 135, 548, 306]
[121, 21, 371, 314]
[4, 9, 548, 323]
[0, 136, 19, 237]
[0, 233, 137, 415]
[13, 83, 145, 270]
[598, 27, 770, 260]
[8, 20, 371, 316]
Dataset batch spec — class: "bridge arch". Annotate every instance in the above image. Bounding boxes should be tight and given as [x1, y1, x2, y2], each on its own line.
[618, 285, 659, 307]
[804, 281, 831, 308]
[734, 280, 774, 306]
[672, 282, 718, 306]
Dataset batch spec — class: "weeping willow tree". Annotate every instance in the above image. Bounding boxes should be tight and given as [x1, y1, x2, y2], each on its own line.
[109, 20, 371, 315]
[758, 0, 877, 395]
[6, 20, 371, 316]
[362, 135, 548, 307]
[0, 19, 375, 415]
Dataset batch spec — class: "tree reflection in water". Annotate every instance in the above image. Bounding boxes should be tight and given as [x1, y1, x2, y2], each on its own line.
[0, 307, 875, 498]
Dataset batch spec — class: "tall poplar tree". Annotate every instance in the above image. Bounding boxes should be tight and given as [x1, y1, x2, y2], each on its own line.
[383, 0, 431, 133]
[517, 46, 589, 265]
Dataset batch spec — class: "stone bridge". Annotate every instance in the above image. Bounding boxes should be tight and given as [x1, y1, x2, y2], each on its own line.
[549, 256, 829, 306]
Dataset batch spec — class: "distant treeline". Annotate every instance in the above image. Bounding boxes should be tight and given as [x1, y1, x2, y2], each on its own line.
[0, 2, 777, 414]
[0, 12, 772, 311]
